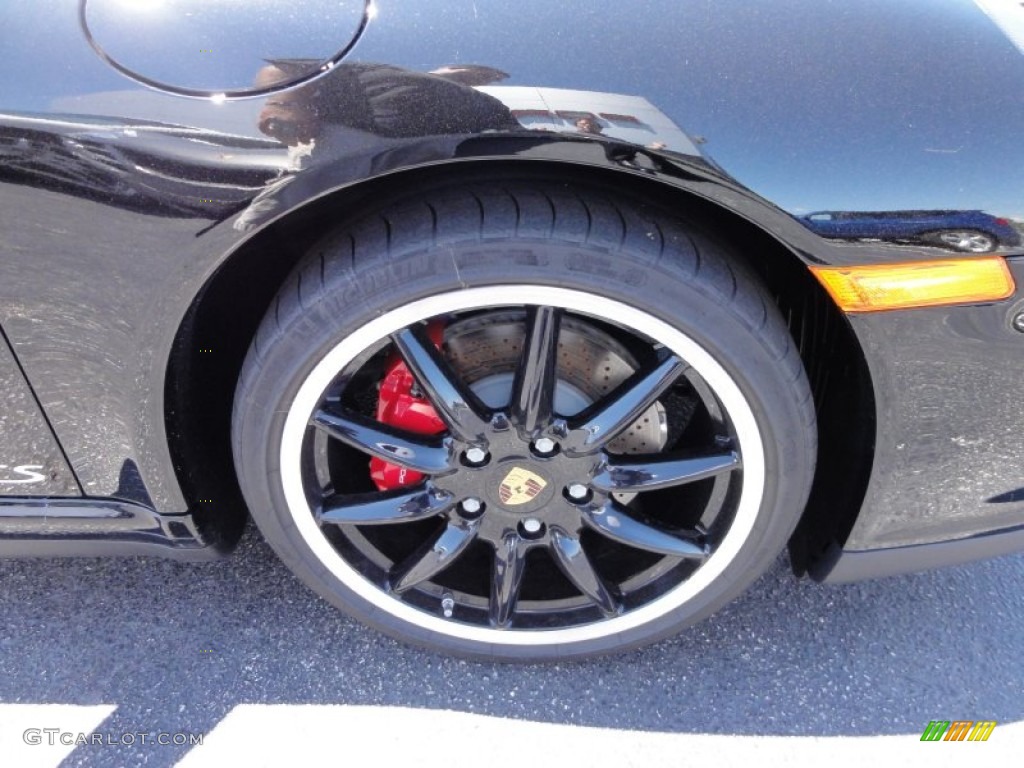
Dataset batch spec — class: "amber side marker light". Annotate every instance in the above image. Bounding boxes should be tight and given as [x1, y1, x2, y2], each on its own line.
[810, 257, 1015, 313]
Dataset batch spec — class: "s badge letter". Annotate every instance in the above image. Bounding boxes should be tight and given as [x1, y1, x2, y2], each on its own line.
[0, 464, 46, 485]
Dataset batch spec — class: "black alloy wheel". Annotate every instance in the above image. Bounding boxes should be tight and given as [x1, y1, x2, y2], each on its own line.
[232, 179, 817, 660]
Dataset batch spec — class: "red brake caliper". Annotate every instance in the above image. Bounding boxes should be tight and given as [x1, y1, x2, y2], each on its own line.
[370, 322, 447, 491]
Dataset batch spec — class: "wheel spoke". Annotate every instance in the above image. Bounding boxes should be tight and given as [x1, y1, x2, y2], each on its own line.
[311, 405, 454, 474]
[391, 326, 491, 443]
[490, 533, 528, 627]
[583, 501, 710, 559]
[592, 451, 740, 493]
[549, 530, 619, 616]
[560, 353, 687, 455]
[319, 485, 454, 526]
[510, 306, 561, 437]
[390, 519, 479, 593]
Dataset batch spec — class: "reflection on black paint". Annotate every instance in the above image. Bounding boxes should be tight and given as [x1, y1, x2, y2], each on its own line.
[254, 60, 519, 148]
[987, 488, 1024, 504]
[800, 209, 1023, 253]
[116, 459, 154, 507]
[235, 61, 711, 231]
[0, 112, 282, 218]
[236, 61, 525, 231]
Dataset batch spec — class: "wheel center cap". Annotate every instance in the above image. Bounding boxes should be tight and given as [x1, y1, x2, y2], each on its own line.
[497, 466, 548, 507]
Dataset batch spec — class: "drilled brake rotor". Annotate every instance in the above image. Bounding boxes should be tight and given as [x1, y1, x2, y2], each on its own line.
[443, 310, 667, 455]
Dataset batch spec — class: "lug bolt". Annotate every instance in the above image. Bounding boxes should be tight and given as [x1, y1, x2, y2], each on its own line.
[567, 483, 590, 501]
[520, 518, 544, 537]
[533, 437, 557, 455]
[1012, 312, 1024, 333]
[464, 447, 489, 466]
[460, 497, 483, 516]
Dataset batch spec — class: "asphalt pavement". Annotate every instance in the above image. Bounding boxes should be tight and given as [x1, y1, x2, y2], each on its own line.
[0, 523, 1021, 766]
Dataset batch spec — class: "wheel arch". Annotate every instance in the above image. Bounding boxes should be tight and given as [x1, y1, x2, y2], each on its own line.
[164, 158, 876, 570]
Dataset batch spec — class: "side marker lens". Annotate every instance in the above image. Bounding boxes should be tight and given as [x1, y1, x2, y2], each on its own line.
[810, 257, 1015, 312]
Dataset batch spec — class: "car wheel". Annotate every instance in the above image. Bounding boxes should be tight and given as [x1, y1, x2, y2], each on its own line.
[232, 179, 816, 660]
[924, 229, 997, 253]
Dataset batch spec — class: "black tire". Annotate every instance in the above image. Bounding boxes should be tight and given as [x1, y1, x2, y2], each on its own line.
[232, 178, 816, 661]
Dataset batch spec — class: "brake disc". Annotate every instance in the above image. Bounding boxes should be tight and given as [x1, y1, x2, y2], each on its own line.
[443, 310, 667, 456]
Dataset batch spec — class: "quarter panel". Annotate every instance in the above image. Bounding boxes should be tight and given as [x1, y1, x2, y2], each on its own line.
[0, 0, 1020, 527]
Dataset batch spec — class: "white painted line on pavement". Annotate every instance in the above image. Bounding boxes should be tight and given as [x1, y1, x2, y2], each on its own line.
[174, 705, 1021, 768]
[0, 703, 116, 768]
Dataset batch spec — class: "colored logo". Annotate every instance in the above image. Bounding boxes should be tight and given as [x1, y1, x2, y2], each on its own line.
[498, 467, 547, 506]
[921, 721, 996, 741]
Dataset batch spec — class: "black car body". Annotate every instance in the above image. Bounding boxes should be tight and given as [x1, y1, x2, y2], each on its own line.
[1, 0, 1022, 659]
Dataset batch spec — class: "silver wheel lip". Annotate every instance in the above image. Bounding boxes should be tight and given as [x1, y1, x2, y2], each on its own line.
[279, 286, 766, 647]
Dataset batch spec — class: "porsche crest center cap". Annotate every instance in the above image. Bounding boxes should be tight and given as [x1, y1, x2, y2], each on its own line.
[498, 467, 548, 507]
